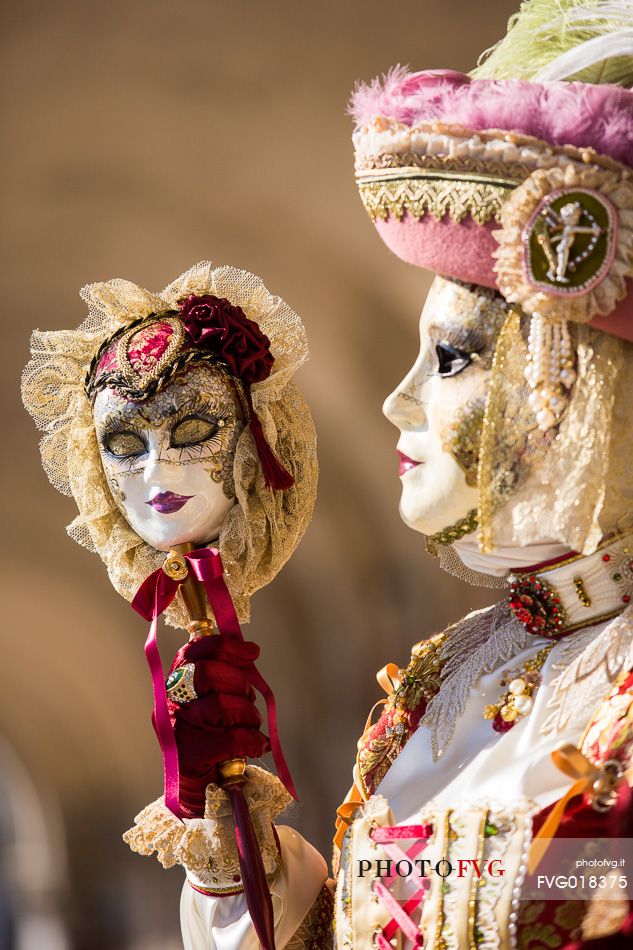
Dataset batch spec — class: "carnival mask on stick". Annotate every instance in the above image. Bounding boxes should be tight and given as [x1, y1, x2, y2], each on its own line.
[22, 261, 318, 950]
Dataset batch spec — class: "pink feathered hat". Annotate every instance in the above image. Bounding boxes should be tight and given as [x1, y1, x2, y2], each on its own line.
[351, 68, 633, 341]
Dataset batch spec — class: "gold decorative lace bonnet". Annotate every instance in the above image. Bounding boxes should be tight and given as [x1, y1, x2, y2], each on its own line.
[22, 261, 317, 628]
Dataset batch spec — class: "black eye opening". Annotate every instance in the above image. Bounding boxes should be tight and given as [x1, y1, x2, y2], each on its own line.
[435, 341, 474, 378]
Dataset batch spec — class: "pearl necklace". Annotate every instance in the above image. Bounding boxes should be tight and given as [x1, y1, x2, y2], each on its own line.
[524, 314, 577, 431]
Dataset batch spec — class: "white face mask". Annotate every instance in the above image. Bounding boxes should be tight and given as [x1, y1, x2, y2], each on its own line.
[93, 364, 244, 552]
[383, 277, 507, 537]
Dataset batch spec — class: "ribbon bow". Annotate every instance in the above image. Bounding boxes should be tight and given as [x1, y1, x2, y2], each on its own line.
[528, 743, 601, 874]
[132, 546, 296, 819]
[333, 662, 402, 851]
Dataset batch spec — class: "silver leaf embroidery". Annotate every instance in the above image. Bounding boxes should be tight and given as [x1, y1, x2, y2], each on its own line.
[420, 601, 531, 760]
[541, 605, 633, 736]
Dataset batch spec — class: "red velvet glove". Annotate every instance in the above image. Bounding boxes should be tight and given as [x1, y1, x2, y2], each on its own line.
[164, 636, 270, 818]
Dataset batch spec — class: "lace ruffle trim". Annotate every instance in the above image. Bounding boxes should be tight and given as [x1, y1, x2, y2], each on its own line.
[123, 766, 292, 891]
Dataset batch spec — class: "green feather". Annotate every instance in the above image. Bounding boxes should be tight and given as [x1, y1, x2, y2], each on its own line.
[471, 0, 633, 87]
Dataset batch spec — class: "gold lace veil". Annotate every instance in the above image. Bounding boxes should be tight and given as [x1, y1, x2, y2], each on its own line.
[423, 281, 633, 576]
[21, 261, 317, 629]
[479, 305, 633, 555]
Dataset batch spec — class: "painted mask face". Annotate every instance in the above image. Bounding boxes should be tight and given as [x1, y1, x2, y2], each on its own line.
[93, 364, 245, 552]
[383, 277, 508, 536]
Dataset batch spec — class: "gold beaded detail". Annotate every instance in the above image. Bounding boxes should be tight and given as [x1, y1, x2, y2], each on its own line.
[483, 644, 554, 732]
[426, 509, 478, 556]
[573, 575, 592, 607]
[591, 760, 623, 813]
[356, 634, 446, 797]
[477, 308, 519, 553]
[451, 402, 485, 488]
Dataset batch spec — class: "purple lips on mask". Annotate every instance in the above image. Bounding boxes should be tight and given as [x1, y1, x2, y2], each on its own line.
[146, 491, 195, 514]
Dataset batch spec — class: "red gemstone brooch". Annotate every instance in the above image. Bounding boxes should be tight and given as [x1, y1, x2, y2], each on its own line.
[508, 573, 567, 638]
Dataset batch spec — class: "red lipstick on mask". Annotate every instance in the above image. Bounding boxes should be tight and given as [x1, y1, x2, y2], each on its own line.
[397, 451, 422, 476]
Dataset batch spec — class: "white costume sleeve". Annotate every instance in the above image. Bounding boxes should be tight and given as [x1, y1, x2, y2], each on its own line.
[180, 825, 328, 950]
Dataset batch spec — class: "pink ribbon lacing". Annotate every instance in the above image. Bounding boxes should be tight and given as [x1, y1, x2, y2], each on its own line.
[370, 824, 433, 949]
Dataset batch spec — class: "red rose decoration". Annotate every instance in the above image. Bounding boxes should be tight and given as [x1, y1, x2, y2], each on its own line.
[177, 293, 293, 491]
[515, 607, 533, 624]
[177, 294, 274, 385]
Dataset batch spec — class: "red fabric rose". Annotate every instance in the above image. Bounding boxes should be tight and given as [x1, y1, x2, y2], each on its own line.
[178, 294, 274, 385]
[176, 293, 293, 490]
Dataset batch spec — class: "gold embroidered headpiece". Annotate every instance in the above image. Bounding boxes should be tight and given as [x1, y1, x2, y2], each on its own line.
[83, 291, 294, 490]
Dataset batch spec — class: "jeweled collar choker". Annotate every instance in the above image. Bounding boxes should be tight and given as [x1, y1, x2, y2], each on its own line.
[507, 534, 633, 639]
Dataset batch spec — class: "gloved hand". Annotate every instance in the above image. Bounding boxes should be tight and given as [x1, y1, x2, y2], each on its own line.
[164, 636, 270, 817]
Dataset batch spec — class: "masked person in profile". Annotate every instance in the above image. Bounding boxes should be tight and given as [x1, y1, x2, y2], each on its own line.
[24, 2, 633, 947]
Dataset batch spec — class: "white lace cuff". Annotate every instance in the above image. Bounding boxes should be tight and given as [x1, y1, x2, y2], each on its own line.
[123, 766, 292, 894]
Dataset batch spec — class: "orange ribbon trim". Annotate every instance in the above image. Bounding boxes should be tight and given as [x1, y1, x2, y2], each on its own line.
[334, 782, 366, 851]
[528, 743, 598, 875]
[376, 662, 402, 696]
[333, 662, 402, 851]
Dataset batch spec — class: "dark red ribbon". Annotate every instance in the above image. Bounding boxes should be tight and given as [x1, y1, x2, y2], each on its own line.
[131, 547, 296, 819]
[244, 388, 294, 491]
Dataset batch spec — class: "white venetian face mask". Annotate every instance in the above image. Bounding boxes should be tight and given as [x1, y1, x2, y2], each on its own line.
[93, 364, 245, 552]
[383, 277, 508, 537]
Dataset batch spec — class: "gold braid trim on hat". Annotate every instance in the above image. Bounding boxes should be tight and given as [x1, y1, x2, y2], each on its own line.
[21, 261, 318, 629]
[353, 121, 629, 178]
[357, 172, 512, 226]
[354, 121, 632, 233]
[355, 149, 532, 181]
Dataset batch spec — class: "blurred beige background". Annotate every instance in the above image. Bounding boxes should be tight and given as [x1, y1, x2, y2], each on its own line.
[2, 1, 517, 947]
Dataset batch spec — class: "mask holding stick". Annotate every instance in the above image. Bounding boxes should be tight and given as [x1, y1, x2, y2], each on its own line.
[22, 261, 319, 950]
